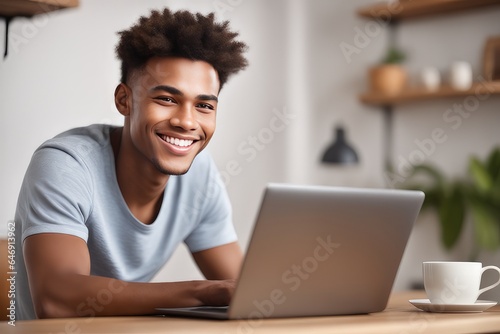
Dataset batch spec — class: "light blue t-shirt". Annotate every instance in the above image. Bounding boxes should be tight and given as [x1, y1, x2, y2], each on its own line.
[14, 124, 237, 320]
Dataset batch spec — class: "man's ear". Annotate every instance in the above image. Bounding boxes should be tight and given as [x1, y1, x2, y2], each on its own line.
[114, 83, 131, 116]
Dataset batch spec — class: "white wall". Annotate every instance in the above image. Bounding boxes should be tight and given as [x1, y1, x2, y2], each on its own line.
[1, 0, 500, 295]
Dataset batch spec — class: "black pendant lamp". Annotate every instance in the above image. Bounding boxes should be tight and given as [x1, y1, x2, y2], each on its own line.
[321, 126, 359, 164]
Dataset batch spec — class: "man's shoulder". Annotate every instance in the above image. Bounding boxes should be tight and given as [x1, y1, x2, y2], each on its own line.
[38, 124, 116, 156]
[53, 124, 115, 144]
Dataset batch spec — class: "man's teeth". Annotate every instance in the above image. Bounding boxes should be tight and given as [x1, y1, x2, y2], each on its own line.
[162, 135, 194, 147]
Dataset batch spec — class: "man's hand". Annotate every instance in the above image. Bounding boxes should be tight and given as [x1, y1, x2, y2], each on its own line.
[195, 279, 237, 306]
[191, 242, 244, 306]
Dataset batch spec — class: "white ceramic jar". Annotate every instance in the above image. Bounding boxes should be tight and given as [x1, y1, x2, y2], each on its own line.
[449, 61, 473, 90]
[421, 67, 441, 91]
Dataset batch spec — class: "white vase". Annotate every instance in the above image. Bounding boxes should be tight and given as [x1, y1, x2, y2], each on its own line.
[449, 61, 472, 90]
[421, 67, 441, 91]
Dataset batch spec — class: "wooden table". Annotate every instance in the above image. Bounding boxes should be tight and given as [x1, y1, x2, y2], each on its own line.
[2, 291, 499, 334]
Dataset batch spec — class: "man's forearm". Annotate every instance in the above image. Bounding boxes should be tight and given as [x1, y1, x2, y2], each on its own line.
[34, 273, 232, 318]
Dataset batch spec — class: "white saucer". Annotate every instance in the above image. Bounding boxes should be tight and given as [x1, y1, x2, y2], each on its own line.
[409, 299, 497, 313]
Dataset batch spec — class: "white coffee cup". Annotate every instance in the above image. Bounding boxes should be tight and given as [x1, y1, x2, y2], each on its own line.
[421, 67, 441, 91]
[423, 261, 500, 305]
[449, 61, 472, 90]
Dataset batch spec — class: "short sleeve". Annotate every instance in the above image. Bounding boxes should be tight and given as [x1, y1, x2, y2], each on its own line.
[16, 147, 93, 243]
[184, 156, 237, 252]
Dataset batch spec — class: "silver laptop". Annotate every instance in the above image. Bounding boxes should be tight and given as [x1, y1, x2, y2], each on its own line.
[157, 183, 424, 319]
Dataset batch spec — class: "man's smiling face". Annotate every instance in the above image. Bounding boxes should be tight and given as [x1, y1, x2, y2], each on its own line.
[125, 57, 220, 175]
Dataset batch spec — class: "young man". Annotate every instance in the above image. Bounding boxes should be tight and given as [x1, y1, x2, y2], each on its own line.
[14, 8, 248, 319]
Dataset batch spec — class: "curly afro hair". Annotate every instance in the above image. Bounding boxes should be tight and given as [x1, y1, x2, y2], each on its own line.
[116, 8, 248, 89]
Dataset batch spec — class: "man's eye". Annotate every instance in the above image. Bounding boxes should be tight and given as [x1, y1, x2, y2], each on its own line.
[197, 103, 214, 110]
[155, 96, 175, 103]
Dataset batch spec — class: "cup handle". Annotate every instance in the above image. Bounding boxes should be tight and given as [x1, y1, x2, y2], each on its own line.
[478, 266, 500, 297]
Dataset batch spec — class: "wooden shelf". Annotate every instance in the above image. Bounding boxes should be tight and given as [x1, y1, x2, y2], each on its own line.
[357, 0, 500, 21]
[359, 81, 500, 106]
[0, 0, 78, 17]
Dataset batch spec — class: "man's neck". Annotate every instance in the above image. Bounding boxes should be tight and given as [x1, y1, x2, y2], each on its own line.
[111, 127, 169, 224]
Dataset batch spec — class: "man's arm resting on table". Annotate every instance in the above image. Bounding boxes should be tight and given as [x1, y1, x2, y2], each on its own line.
[24, 233, 236, 319]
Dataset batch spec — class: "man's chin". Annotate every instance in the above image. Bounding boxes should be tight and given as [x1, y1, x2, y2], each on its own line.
[152, 159, 191, 176]
[163, 169, 190, 176]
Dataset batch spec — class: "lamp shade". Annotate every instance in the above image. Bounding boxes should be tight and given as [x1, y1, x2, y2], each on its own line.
[321, 126, 359, 164]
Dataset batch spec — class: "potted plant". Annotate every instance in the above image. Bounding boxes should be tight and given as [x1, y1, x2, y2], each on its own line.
[403, 147, 500, 261]
[369, 47, 407, 95]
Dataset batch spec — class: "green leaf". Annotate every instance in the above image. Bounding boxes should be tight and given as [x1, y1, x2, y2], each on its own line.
[381, 47, 406, 64]
[470, 200, 500, 250]
[486, 147, 500, 181]
[407, 164, 446, 188]
[492, 174, 500, 204]
[438, 184, 465, 249]
[486, 147, 500, 202]
[421, 187, 443, 210]
[469, 157, 492, 194]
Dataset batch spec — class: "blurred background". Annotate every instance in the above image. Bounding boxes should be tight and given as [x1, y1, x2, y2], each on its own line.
[1, 0, 499, 298]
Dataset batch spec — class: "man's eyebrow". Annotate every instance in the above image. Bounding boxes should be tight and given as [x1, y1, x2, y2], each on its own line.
[150, 85, 183, 96]
[150, 85, 218, 102]
[197, 94, 218, 102]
